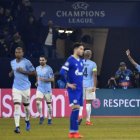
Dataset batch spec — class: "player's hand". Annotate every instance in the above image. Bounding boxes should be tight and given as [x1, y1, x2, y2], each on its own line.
[9, 71, 13, 77]
[92, 87, 96, 92]
[35, 82, 38, 87]
[126, 49, 130, 56]
[38, 77, 47, 82]
[66, 83, 77, 90]
[40, 11, 46, 17]
[16, 67, 26, 74]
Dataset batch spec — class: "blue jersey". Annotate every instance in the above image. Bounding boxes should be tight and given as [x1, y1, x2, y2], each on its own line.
[60, 55, 83, 106]
[11, 58, 35, 90]
[61, 55, 83, 90]
[136, 64, 140, 72]
[36, 65, 54, 94]
[83, 59, 97, 88]
[115, 69, 133, 83]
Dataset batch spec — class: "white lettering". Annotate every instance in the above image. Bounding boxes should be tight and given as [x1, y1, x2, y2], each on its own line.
[53, 95, 65, 117]
[2, 95, 12, 117]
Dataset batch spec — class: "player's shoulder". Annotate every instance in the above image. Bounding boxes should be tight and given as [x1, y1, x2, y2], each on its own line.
[65, 56, 74, 66]
[126, 69, 132, 73]
[23, 58, 31, 63]
[10, 59, 16, 64]
[36, 65, 40, 70]
[83, 59, 96, 65]
[46, 65, 52, 70]
[67, 55, 73, 61]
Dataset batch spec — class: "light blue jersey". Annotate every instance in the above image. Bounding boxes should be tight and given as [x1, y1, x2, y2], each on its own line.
[36, 65, 54, 94]
[136, 64, 140, 72]
[83, 59, 97, 88]
[11, 58, 35, 90]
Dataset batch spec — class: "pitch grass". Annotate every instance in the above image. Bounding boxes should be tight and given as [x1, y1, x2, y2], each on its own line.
[0, 118, 140, 140]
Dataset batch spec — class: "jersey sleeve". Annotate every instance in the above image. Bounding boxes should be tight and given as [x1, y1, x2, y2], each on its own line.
[61, 59, 71, 71]
[136, 64, 140, 72]
[92, 62, 97, 72]
[60, 58, 72, 83]
[26, 60, 35, 72]
[10, 61, 13, 69]
[48, 67, 54, 78]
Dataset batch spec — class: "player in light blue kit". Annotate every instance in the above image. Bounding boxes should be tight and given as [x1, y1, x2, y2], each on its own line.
[79, 49, 97, 126]
[35, 55, 54, 125]
[60, 43, 84, 138]
[126, 49, 140, 72]
[9, 47, 35, 133]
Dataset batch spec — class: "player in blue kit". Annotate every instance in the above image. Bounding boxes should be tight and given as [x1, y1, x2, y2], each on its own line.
[78, 49, 97, 126]
[126, 49, 140, 72]
[35, 55, 54, 125]
[9, 47, 35, 133]
[60, 42, 84, 138]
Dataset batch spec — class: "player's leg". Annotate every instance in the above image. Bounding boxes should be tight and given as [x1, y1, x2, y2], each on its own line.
[12, 88, 22, 133]
[44, 93, 52, 125]
[78, 88, 85, 125]
[68, 90, 83, 138]
[85, 100, 92, 125]
[85, 87, 96, 125]
[36, 91, 44, 124]
[22, 89, 31, 131]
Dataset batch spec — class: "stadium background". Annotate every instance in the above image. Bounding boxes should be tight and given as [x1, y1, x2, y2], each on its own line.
[0, 0, 140, 117]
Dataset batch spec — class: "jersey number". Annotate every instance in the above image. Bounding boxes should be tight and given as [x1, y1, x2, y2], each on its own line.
[83, 67, 88, 77]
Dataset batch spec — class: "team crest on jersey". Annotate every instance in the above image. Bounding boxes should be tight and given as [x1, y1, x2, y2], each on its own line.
[65, 62, 69, 66]
[80, 62, 83, 66]
[75, 63, 78, 66]
[73, 99, 77, 104]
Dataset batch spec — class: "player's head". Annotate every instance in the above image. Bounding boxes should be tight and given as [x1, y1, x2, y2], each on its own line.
[39, 55, 47, 66]
[84, 49, 92, 59]
[73, 42, 84, 57]
[119, 62, 127, 71]
[15, 47, 24, 59]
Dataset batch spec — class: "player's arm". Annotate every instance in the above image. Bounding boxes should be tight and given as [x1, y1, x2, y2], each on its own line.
[126, 49, 138, 67]
[60, 61, 76, 90]
[9, 70, 14, 77]
[39, 67, 54, 83]
[9, 61, 14, 77]
[17, 60, 36, 76]
[16, 68, 36, 76]
[38, 77, 54, 82]
[35, 71, 38, 87]
[93, 67, 97, 92]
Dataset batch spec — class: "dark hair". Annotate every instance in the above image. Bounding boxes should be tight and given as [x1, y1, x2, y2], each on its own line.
[84, 47, 91, 51]
[39, 55, 47, 60]
[15, 47, 24, 52]
[72, 42, 84, 50]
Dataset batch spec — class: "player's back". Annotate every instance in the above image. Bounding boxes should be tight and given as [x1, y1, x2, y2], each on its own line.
[83, 59, 97, 88]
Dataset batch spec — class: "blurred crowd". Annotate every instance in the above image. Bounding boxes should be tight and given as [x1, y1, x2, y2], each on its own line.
[0, 0, 60, 58]
[107, 62, 140, 89]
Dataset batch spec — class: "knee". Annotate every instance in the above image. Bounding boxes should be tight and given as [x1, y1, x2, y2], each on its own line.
[36, 100, 42, 106]
[72, 104, 80, 110]
[23, 103, 29, 107]
[47, 102, 52, 109]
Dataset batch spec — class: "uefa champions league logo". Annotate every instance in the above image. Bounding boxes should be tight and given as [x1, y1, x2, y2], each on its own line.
[72, 2, 89, 10]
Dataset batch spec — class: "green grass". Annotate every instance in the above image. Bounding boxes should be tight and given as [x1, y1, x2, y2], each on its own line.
[0, 118, 140, 140]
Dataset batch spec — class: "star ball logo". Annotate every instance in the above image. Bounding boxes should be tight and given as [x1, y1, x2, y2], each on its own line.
[72, 2, 89, 10]
[92, 98, 101, 109]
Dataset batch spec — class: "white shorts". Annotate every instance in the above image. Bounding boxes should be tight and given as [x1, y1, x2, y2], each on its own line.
[36, 90, 52, 103]
[12, 88, 30, 104]
[83, 87, 96, 100]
